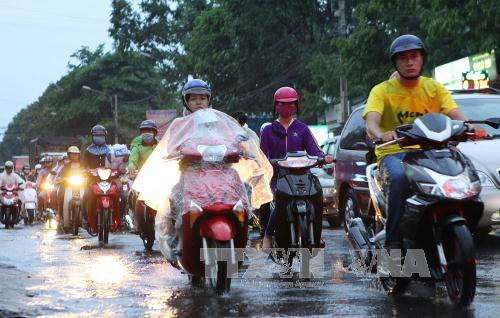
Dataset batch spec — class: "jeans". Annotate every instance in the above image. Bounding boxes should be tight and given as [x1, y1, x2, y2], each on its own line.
[380, 152, 409, 246]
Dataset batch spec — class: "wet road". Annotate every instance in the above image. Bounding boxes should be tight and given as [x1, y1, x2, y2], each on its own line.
[0, 221, 499, 317]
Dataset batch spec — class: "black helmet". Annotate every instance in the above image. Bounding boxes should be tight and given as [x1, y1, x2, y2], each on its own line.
[181, 79, 212, 108]
[90, 124, 107, 136]
[139, 120, 158, 133]
[390, 34, 426, 62]
[22, 164, 30, 170]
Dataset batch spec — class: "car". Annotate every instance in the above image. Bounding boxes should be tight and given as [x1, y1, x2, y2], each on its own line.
[321, 136, 339, 175]
[333, 91, 500, 234]
[311, 167, 339, 227]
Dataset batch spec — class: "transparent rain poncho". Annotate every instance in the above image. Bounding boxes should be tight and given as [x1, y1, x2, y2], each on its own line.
[132, 108, 273, 256]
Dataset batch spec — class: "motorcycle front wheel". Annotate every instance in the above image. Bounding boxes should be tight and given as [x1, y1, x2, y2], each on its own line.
[143, 211, 155, 251]
[4, 208, 11, 229]
[443, 224, 476, 306]
[71, 203, 80, 236]
[207, 240, 231, 294]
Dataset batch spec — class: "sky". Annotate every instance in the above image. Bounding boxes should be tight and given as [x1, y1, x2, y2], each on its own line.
[0, 0, 113, 137]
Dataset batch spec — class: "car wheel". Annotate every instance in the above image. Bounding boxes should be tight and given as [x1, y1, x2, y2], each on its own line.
[343, 188, 360, 234]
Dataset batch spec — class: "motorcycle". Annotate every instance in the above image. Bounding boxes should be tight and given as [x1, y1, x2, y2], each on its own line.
[89, 167, 120, 246]
[347, 113, 500, 306]
[174, 136, 250, 294]
[40, 179, 57, 224]
[62, 172, 85, 235]
[1, 184, 21, 229]
[22, 183, 37, 225]
[135, 199, 156, 250]
[270, 151, 325, 267]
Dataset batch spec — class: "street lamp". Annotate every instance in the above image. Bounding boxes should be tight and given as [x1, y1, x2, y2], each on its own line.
[82, 85, 119, 144]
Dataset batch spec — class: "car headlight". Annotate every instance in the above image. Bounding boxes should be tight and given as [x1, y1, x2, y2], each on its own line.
[476, 171, 495, 187]
[419, 168, 481, 200]
[69, 175, 84, 186]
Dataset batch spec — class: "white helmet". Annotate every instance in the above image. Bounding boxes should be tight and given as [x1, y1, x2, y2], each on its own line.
[4, 161, 14, 168]
[35, 164, 42, 170]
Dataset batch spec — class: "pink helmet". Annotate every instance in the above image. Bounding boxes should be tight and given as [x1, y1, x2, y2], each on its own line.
[274, 87, 299, 103]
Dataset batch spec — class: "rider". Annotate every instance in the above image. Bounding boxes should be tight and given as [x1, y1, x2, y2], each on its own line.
[0, 161, 25, 223]
[363, 34, 473, 250]
[81, 125, 113, 230]
[231, 111, 260, 144]
[36, 156, 54, 214]
[128, 119, 159, 232]
[20, 164, 35, 182]
[56, 146, 82, 226]
[260, 86, 333, 247]
[129, 120, 159, 178]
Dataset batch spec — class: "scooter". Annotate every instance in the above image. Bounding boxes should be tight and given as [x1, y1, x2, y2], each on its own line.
[270, 151, 325, 266]
[1, 184, 21, 229]
[347, 113, 500, 306]
[89, 167, 120, 246]
[62, 172, 85, 235]
[174, 136, 249, 294]
[22, 182, 37, 225]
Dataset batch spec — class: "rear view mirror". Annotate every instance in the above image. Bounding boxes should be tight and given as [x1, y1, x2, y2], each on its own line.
[485, 118, 500, 129]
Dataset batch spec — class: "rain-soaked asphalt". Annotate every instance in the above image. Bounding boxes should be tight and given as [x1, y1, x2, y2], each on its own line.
[0, 220, 499, 318]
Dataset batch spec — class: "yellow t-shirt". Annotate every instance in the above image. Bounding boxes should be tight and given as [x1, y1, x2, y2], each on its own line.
[363, 76, 458, 161]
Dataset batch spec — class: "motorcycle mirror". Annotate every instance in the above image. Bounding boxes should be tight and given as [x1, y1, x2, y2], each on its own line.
[484, 118, 500, 129]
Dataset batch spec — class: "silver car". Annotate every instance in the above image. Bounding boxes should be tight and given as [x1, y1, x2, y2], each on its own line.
[453, 92, 500, 231]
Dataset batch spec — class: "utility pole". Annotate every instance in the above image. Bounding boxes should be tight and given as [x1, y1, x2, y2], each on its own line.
[113, 94, 118, 144]
[336, 0, 349, 123]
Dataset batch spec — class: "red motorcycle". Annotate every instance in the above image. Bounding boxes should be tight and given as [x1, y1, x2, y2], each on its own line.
[1, 184, 20, 229]
[175, 137, 249, 293]
[88, 167, 120, 245]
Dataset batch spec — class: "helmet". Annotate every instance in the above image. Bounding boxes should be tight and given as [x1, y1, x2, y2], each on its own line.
[43, 156, 53, 163]
[139, 120, 158, 133]
[181, 79, 211, 107]
[22, 164, 30, 170]
[35, 164, 42, 170]
[5, 161, 14, 168]
[389, 34, 426, 63]
[67, 146, 80, 154]
[57, 155, 64, 162]
[90, 124, 107, 136]
[274, 87, 299, 103]
[273, 87, 300, 118]
[25, 181, 34, 188]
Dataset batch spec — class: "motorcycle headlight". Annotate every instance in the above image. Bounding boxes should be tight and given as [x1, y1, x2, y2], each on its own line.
[69, 175, 84, 186]
[97, 168, 112, 181]
[419, 168, 481, 200]
[43, 182, 54, 191]
[476, 171, 495, 187]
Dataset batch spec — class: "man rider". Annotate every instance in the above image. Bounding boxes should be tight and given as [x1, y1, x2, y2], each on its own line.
[129, 119, 159, 236]
[0, 161, 25, 223]
[81, 125, 114, 230]
[260, 87, 333, 247]
[56, 146, 82, 228]
[20, 164, 34, 182]
[364, 34, 473, 250]
[36, 156, 54, 214]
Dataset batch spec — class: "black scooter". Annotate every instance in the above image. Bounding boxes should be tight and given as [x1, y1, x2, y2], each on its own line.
[270, 151, 325, 266]
[347, 113, 500, 306]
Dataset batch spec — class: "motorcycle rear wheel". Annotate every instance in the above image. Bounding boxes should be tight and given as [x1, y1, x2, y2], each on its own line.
[443, 224, 476, 306]
[27, 209, 34, 225]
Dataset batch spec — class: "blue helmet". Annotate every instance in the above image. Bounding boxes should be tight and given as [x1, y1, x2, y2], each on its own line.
[181, 79, 211, 108]
[138, 119, 158, 133]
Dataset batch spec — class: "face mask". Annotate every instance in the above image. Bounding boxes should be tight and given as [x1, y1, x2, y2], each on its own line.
[92, 136, 106, 145]
[276, 104, 296, 118]
[142, 132, 155, 143]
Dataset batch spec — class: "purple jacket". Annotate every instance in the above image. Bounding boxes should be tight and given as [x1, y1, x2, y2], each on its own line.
[260, 119, 324, 161]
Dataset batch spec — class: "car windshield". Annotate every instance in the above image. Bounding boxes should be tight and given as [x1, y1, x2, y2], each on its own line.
[455, 97, 500, 137]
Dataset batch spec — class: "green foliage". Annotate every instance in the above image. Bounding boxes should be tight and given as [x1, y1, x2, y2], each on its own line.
[2, 0, 500, 162]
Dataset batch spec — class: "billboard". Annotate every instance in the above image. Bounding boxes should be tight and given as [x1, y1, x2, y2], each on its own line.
[146, 109, 178, 138]
[433, 50, 497, 89]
